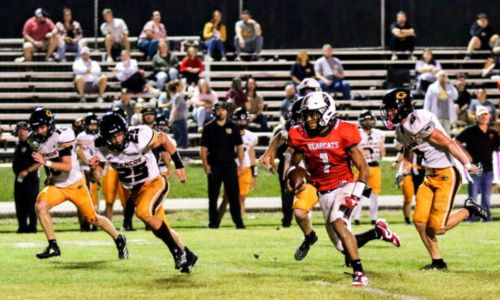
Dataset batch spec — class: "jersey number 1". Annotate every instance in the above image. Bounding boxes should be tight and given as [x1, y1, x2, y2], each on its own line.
[319, 152, 330, 174]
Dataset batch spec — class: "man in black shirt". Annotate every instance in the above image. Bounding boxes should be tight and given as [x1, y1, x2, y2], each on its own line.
[465, 13, 499, 60]
[12, 121, 39, 233]
[201, 102, 245, 229]
[389, 11, 416, 61]
[456, 106, 500, 221]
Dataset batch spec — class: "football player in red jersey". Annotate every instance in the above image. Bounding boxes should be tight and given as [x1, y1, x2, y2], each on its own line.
[287, 92, 401, 287]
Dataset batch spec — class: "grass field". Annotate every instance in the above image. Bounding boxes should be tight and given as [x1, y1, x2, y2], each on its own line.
[0, 211, 499, 300]
[0, 161, 469, 201]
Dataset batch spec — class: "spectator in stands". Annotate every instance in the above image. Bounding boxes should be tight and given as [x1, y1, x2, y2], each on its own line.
[138, 11, 167, 60]
[152, 41, 179, 91]
[192, 79, 218, 132]
[465, 13, 499, 60]
[424, 70, 458, 134]
[179, 46, 204, 86]
[168, 80, 189, 148]
[112, 88, 136, 124]
[246, 78, 268, 131]
[22, 8, 59, 62]
[73, 47, 107, 103]
[481, 38, 500, 77]
[469, 87, 497, 126]
[290, 50, 315, 85]
[455, 75, 472, 125]
[314, 44, 351, 100]
[55, 8, 83, 62]
[115, 50, 154, 94]
[100, 8, 129, 63]
[456, 105, 500, 221]
[203, 10, 227, 61]
[389, 11, 416, 61]
[234, 10, 263, 61]
[12, 121, 39, 233]
[415, 48, 441, 94]
[280, 84, 298, 120]
[226, 77, 249, 111]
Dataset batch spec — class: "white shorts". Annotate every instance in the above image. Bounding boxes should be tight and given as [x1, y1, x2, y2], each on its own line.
[319, 182, 355, 252]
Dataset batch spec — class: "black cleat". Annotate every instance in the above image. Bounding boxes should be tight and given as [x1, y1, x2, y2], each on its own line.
[464, 198, 488, 220]
[123, 223, 136, 231]
[180, 248, 198, 273]
[115, 234, 129, 260]
[294, 231, 318, 261]
[173, 249, 188, 269]
[421, 262, 448, 270]
[80, 222, 90, 232]
[36, 244, 61, 259]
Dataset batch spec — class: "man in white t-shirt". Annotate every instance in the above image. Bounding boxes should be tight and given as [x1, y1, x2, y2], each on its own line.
[72, 47, 107, 103]
[100, 8, 129, 62]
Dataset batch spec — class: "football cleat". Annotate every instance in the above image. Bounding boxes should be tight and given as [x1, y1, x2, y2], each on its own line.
[294, 231, 318, 261]
[375, 219, 401, 247]
[464, 198, 488, 220]
[421, 262, 448, 271]
[36, 244, 61, 259]
[180, 248, 198, 273]
[351, 272, 369, 287]
[115, 234, 129, 260]
[173, 250, 188, 269]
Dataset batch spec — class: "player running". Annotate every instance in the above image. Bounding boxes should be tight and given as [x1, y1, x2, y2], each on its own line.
[380, 88, 488, 270]
[27, 107, 128, 260]
[287, 92, 400, 287]
[91, 112, 197, 273]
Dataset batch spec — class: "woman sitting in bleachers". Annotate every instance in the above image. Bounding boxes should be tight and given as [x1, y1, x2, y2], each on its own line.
[415, 48, 441, 94]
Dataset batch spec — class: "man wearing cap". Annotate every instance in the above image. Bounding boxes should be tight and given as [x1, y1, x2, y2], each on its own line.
[72, 47, 108, 103]
[456, 106, 500, 221]
[22, 8, 59, 62]
[12, 122, 39, 233]
[200, 102, 245, 229]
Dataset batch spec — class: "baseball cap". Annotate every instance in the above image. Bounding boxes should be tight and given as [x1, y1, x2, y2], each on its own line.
[35, 8, 48, 17]
[80, 47, 90, 55]
[475, 105, 489, 116]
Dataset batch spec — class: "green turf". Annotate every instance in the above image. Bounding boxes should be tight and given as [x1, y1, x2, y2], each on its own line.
[0, 161, 470, 201]
[0, 210, 498, 299]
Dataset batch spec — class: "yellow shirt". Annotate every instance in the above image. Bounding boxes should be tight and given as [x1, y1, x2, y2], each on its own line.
[203, 22, 227, 42]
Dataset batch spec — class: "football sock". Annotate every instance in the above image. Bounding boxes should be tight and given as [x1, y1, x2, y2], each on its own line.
[432, 258, 445, 266]
[405, 216, 411, 224]
[123, 201, 135, 226]
[355, 229, 379, 248]
[304, 230, 316, 244]
[352, 259, 364, 273]
[153, 223, 181, 255]
[48, 239, 58, 247]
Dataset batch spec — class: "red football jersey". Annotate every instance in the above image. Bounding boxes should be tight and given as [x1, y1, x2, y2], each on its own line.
[288, 120, 361, 192]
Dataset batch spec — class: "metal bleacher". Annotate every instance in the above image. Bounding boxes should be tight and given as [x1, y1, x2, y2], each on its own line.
[0, 37, 498, 158]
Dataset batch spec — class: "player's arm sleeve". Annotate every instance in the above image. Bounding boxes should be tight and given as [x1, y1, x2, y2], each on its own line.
[138, 126, 158, 152]
[342, 124, 362, 151]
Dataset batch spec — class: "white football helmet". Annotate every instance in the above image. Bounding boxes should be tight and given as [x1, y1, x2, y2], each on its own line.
[301, 92, 336, 135]
[297, 78, 321, 96]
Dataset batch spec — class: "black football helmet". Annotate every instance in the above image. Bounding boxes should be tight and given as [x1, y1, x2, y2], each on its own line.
[154, 114, 169, 132]
[233, 107, 250, 130]
[359, 110, 375, 130]
[72, 118, 84, 136]
[380, 88, 414, 129]
[29, 107, 56, 143]
[99, 112, 129, 151]
[83, 112, 100, 134]
[112, 107, 128, 120]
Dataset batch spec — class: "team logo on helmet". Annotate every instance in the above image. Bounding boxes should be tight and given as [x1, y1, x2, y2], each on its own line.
[395, 91, 407, 100]
[45, 110, 53, 117]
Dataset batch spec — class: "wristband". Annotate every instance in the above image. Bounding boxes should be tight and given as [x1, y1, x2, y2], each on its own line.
[171, 151, 184, 169]
[351, 181, 366, 198]
[45, 161, 52, 168]
[464, 163, 472, 171]
[251, 165, 258, 177]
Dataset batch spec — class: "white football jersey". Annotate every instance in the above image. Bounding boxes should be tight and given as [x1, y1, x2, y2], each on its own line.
[98, 125, 160, 189]
[28, 126, 82, 187]
[237, 129, 258, 168]
[76, 131, 106, 171]
[359, 128, 384, 163]
[396, 109, 454, 168]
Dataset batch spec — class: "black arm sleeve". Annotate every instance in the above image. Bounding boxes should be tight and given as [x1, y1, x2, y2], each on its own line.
[58, 146, 73, 157]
